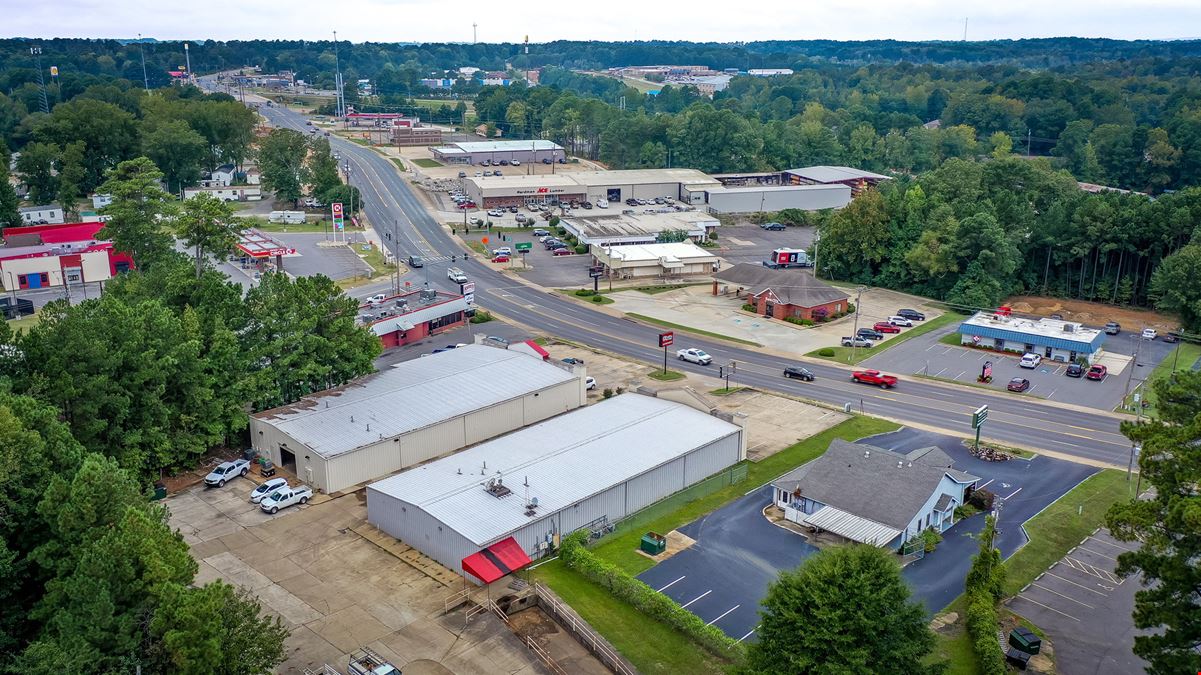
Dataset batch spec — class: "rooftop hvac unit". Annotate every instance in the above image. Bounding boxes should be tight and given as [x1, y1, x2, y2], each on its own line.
[1063, 324, 1074, 332]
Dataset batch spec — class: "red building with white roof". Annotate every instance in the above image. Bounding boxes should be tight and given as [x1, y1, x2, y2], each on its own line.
[358, 288, 470, 348]
[1, 222, 133, 291]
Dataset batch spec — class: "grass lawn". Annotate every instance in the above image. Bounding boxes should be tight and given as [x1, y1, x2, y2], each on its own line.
[592, 415, 899, 575]
[709, 387, 746, 396]
[246, 219, 335, 234]
[464, 240, 489, 257]
[939, 331, 962, 346]
[808, 313, 962, 365]
[1121, 341, 1201, 416]
[6, 313, 41, 332]
[633, 282, 712, 295]
[928, 619, 976, 674]
[412, 158, 442, 168]
[625, 313, 761, 347]
[1002, 468, 1134, 596]
[647, 369, 686, 381]
[556, 289, 614, 305]
[529, 561, 730, 675]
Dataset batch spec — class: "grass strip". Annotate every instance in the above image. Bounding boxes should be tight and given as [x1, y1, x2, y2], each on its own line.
[625, 313, 761, 347]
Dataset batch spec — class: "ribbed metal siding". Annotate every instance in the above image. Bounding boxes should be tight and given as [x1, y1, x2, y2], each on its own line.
[325, 438, 402, 494]
[624, 456, 686, 513]
[560, 484, 626, 534]
[505, 515, 561, 562]
[366, 488, 475, 575]
[683, 433, 742, 484]
[402, 420, 468, 467]
[958, 324, 1100, 352]
[521, 380, 582, 424]
[464, 398, 524, 446]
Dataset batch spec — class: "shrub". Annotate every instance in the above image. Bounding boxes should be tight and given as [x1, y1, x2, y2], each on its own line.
[615, 387, 625, 395]
[817, 347, 836, 357]
[555, 226, 567, 236]
[965, 590, 1007, 675]
[574, 289, 596, 297]
[575, 244, 588, 255]
[549, 216, 560, 227]
[919, 527, 943, 553]
[741, 303, 756, 312]
[559, 532, 744, 659]
[591, 294, 604, 302]
[708, 231, 718, 241]
[602, 388, 613, 399]
[846, 302, 856, 314]
[969, 488, 995, 511]
[812, 307, 830, 322]
[469, 310, 493, 324]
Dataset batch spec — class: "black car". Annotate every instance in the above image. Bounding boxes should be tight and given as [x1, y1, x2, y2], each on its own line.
[542, 158, 552, 164]
[1162, 333, 1180, 344]
[1065, 363, 1084, 378]
[857, 328, 885, 341]
[896, 308, 925, 321]
[407, 255, 424, 268]
[761, 222, 786, 231]
[562, 357, 585, 365]
[784, 366, 815, 381]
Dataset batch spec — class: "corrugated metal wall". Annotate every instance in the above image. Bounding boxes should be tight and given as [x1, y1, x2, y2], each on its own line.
[684, 433, 742, 484]
[464, 398, 524, 445]
[325, 438, 402, 495]
[521, 380, 582, 423]
[401, 420, 467, 467]
[366, 488, 475, 575]
[625, 456, 686, 513]
[560, 484, 626, 534]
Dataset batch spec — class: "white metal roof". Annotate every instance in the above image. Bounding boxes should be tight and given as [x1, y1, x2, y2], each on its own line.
[442, 140, 563, 153]
[961, 311, 1103, 342]
[594, 242, 717, 266]
[784, 166, 891, 183]
[802, 506, 902, 547]
[368, 394, 741, 545]
[252, 345, 578, 459]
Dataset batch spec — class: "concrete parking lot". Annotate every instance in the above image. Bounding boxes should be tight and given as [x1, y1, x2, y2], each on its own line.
[860, 320, 1178, 411]
[1006, 529, 1149, 675]
[166, 478, 552, 674]
[635, 428, 1098, 639]
[269, 231, 373, 281]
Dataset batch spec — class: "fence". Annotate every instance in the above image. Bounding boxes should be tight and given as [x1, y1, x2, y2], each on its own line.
[533, 582, 639, 675]
[604, 463, 749, 542]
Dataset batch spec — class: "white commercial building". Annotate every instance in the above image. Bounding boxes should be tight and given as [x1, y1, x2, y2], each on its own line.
[561, 211, 719, 247]
[18, 205, 64, 225]
[183, 185, 263, 202]
[432, 140, 565, 165]
[957, 311, 1107, 363]
[366, 394, 746, 580]
[249, 345, 586, 494]
[592, 242, 720, 279]
[464, 168, 720, 208]
[703, 183, 851, 214]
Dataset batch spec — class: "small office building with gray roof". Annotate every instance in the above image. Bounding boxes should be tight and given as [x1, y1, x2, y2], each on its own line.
[771, 439, 979, 548]
[249, 345, 585, 494]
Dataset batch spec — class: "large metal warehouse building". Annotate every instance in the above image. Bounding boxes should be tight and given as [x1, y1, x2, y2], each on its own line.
[366, 394, 746, 580]
[249, 345, 585, 494]
[431, 139, 565, 165]
[702, 183, 852, 214]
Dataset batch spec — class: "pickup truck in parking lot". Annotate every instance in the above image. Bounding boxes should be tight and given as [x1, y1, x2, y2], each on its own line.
[259, 485, 313, 514]
[841, 336, 874, 348]
[205, 459, 250, 487]
[851, 370, 898, 389]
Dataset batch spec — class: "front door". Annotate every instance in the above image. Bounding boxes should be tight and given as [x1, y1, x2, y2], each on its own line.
[765, 302, 774, 318]
[1045, 346, 1053, 358]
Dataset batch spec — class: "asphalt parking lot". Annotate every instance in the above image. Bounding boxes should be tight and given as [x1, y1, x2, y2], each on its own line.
[716, 223, 814, 266]
[1006, 529, 1149, 675]
[270, 231, 373, 281]
[634, 428, 1098, 639]
[861, 320, 1179, 411]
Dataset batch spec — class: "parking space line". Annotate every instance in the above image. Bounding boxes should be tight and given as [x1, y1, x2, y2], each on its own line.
[1002, 487, 1023, 500]
[1045, 571, 1108, 595]
[1031, 582, 1096, 609]
[1015, 595, 1080, 621]
[1077, 546, 1119, 561]
[738, 628, 757, 642]
[1028, 385, 1038, 394]
[934, 367, 948, 377]
[1064, 557, 1122, 584]
[1088, 537, 1138, 553]
[682, 590, 711, 608]
[707, 605, 740, 626]
[955, 370, 966, 380]
[977, 478, 994, 490]
[657, 576, 686, 592]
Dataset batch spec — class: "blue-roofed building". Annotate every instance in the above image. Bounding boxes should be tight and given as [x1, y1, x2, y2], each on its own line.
[958, 311, 1106, 364]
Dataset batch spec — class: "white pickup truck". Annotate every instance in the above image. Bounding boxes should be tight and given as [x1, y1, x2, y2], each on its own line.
[205, 459, 250, 488]
[259, 485, 313, 514]
[676, 348, 712, 365]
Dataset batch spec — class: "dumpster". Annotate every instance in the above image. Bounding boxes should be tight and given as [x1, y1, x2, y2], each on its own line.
[1005, 647, 1031, 670]
[151, 482, 167, 501]
[640, 532, 666, 555]
[1008, 627, 1041, 655]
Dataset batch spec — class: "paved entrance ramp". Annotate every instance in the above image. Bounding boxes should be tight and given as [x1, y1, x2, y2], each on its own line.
[1093, 352, 1131, 376]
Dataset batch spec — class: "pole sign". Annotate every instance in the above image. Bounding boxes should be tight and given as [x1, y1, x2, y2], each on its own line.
[460, 281, 475, 305]
[589, 265, 604, 279]
[515, 242, 532, 252]
[972, 405, 989, 429]
[658, 331, 674, 348]
[981, 361, 993, 380]
[331, 202, 344, 231]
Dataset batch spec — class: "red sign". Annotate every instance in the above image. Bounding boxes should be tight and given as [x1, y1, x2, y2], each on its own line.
[658, 331, 674, 348]
[331, 203, 344, 218]
[536, 187, 549, 194]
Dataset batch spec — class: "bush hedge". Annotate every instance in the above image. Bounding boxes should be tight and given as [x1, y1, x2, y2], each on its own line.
[741, 303, 756, 312]
[591, 294, 604, 302]
[965, 590, 1006, 675]
[559, 531, 743, 660]
[784, 316, 815, 326]
[575, 244, 588, 254]
[969, 488, 996, 511]
[575, 289, 597, 297]
[817, 347, 835, 357]
[469, 310, 493, 324]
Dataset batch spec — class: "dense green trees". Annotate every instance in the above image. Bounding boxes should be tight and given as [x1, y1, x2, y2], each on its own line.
[258, 128, 309, 204]
[176, 193, 239, 278]
[142, 119, 208, 194]
[740, 545, 934, 674]
[97, 157, 177, 270]
[15, 141, 58, 204]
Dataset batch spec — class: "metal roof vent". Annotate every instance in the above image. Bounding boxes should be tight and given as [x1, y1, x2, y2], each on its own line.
[864, 450, 870, 458]
[897, 460, 903, 468]
[485, 474, 512, 498]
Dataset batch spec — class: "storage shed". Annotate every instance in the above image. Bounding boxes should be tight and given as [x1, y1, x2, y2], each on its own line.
[366, 394, 746, 580]
[249, 345, 585, 494]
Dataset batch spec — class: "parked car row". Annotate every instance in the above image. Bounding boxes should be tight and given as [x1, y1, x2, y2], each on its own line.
[205, 459, 313, 515]
[843, 309, 927, 348]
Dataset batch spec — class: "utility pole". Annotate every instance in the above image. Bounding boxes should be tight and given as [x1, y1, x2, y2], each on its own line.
[1124, 334, 1142, 407]
[184, 42, 193, 83]
[138, 34, 149, 92]
[850, 285, 865, 363]
[333, 31, 345, 119]
[963, 17, 969, 41]
[31, 47, 49, 114]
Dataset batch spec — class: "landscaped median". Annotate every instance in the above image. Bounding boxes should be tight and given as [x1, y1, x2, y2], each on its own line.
[626, 312, 762, 347]
[807, 312, 962, 365]
[530, 415, 898, 674]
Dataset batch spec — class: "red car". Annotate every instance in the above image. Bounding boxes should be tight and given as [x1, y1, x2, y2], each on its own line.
[1086, 364, 1108, 380]
[851, 370, 898, 389]
[551, 248, 573, 256]
[1007, 377, 1031, 392]
[872, 322, 901, 334]
[457, 201, 476, 209]
[491, 255, 511, 263]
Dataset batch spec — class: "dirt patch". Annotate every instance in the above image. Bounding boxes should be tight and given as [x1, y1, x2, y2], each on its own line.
[160, 448, 246, 494]
[635, 529, 697, 562]
[1005, 295, 1178, 331]
[508, 606, 562, 640]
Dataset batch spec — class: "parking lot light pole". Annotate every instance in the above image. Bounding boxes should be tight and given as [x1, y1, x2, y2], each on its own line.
[850, 285, 865, 363]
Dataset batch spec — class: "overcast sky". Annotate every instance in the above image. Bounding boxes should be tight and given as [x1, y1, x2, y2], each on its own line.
[7, 0, 1201, 44]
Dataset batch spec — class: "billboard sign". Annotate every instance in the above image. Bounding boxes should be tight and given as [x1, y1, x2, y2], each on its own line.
[658, 331, 674, 348]
[331, 202, 344, 231]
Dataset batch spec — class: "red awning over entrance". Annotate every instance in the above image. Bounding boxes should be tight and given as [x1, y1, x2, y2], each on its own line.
[461, 537, 532, 584]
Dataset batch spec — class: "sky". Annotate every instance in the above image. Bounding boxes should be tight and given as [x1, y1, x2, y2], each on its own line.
[6, 0, 1201, 44]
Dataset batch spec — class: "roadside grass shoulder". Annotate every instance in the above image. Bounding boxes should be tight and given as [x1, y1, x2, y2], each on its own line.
[555, 289, 615, 305]
[647, 369, 685, 381]
[807, 313, 961, 365]
[591, 415, 898, 575]
[625, 313, 761, 347]
[1120, 341, 1201, 416]
[529, 560, 729, 675]
[412, 158, 442, 168]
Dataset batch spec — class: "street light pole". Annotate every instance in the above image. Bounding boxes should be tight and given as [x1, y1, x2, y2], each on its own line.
[1124, 334, 1141, 408]
[850, 285, 865, 363]
[138, 34, 149, 92]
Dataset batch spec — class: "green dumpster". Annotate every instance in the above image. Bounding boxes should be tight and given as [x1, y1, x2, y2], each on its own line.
[152, 483, 167, 501]
[1008, 627, 1041, 655]
[640, 532, 666, 555]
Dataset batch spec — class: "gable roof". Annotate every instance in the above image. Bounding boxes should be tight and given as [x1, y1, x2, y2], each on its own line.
[771, 439, 979, 531]
[713, 263, 848, 308]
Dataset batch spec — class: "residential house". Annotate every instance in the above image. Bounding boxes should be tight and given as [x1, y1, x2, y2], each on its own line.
[713, 263, 849, 321]
[18, 205, 64, 225]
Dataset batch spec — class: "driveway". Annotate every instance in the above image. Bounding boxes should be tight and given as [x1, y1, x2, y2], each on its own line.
[860, 320, 1176, 411]
[714, 223, 814, 266]
[634, 428, 1097, 639]
[1005, 529, 1149, 675]
[269, 231, 373, 280]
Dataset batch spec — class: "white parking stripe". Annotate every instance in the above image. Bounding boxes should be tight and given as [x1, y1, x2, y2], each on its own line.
[1003, 487, 1023, 500]
[1031, 582, 1095, 609]
[1045, 571, 1108, 595]
[738, 628, 757, 642]
[1088, 537, 1138, 553]
[682, 590, 711, 608]
[977, 479, 995, 490]
[657, 576, 686, 593]
[1015, 595, 1080, 621]
[707, 605, 740, 626]
[1077, 546, 1118, 561]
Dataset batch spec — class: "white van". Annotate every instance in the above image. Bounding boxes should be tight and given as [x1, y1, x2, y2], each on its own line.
[447, 267, 468, 284]
[267, 210, 305, 224]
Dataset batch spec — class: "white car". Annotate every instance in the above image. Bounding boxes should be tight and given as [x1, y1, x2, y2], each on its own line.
[1141, 328, 1157, 340]
[887, 315, 913, 327]
[1019, 353, 1042, 369]
[585, 376, 597, 390]
[511, 159, 521, 166]
[677, 348, 712, 365]
[260, 485, 313, 514]
[249, 477, 288, 504]
[364, 294, 386, 305]
[488, 209, 504, 217]
[204, 459, 250, 487]
[596, 199, 610, 209]
[492, 247, 512, 256]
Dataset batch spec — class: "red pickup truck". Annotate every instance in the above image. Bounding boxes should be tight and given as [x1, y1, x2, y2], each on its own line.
[852, 370, 899, 389]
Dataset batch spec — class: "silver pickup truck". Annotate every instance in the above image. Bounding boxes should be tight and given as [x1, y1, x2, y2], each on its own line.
[259, 484, 313, 514]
